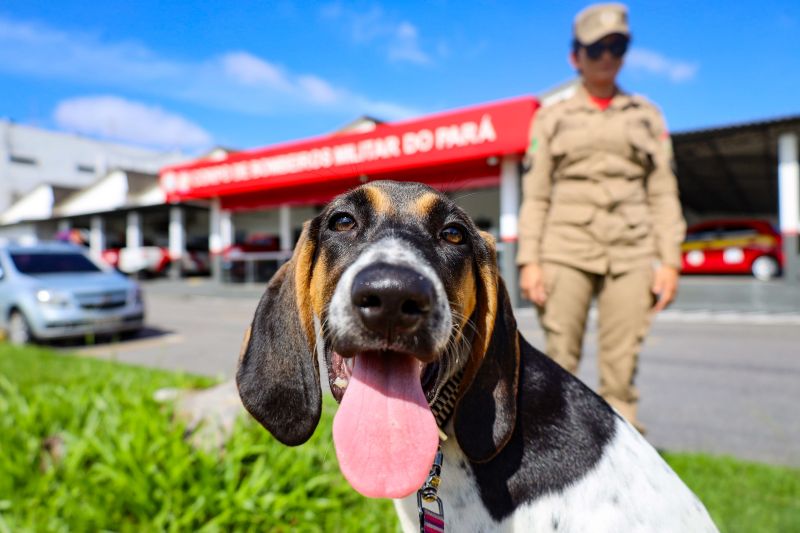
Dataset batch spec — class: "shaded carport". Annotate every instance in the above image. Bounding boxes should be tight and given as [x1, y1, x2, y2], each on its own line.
[672, 116, 800, 283]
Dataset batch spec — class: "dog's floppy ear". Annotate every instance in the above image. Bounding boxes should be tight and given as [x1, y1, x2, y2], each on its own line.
[236, 220, 322, 446]
[453, 231, 520, 463]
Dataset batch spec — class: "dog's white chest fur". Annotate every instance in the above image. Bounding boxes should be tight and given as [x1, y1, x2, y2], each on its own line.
[395, 418, 717, 533]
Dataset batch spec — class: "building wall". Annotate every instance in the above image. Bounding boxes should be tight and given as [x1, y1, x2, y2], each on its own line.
[233, 205, 319, 248]
[290, 206, 320, 233]
[0, 185, 53, 224]
[450, 187, 501, 236]
[0, 120, 186, 214]
[234, 210, 281, 241]
[57, 171, 129, 217]
[0, 220, 59, 242]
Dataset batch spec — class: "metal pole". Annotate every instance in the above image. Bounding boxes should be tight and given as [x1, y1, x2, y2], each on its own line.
[126, 211, 143, 249]
[246, 258, 255, 284]
[89, 215, 105, 260]
[778, 133, 799, 284]
[221, 210, 234, 250]
[500, 155, 521, 308]
[168, 205, 185, 280]
[209, 198, 223, 282]
[279, 205, 292, 251]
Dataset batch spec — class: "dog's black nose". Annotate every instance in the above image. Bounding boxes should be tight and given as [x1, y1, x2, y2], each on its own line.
[351, 263, 434, 336]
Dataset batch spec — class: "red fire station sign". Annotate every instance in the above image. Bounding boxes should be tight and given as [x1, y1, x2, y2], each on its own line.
[159, 96, 538, 206]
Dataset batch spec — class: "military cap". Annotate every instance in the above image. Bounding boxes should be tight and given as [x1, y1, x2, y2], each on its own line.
[573, 3, 630, 45]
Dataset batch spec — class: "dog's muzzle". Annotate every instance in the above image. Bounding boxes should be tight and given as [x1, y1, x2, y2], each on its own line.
[351, 262, 434, 340]
[327, 238, 451, 363]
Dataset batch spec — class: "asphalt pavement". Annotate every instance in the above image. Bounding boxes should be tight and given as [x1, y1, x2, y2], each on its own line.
[69, 275, 800, 467]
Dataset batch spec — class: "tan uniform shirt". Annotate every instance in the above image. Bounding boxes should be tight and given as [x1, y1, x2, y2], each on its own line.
[517, 85, 686, 275]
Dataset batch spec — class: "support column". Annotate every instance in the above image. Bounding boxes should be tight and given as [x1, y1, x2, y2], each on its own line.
[126, 211, 143, 249]
[221, 210, 234, 250]
[778, 132, 800, 284]
[168, 205, 186, 280]
[89, 215, 105, 260]
[279, 205, 292, 252]
[500, 155, 521, 308]
[220, 209, 235, 282]
[209, 198, 223, 282]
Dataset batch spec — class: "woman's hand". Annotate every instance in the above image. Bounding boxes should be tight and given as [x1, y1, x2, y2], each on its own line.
[520, 263, 548, 306]
[652, 265, 679, 312]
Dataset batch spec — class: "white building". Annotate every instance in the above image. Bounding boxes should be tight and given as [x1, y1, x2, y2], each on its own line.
[0, 119, 186, 214]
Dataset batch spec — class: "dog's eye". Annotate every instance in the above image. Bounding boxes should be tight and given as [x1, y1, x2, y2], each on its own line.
[330, 213, 356, 232]
[440, 225, 465, 245]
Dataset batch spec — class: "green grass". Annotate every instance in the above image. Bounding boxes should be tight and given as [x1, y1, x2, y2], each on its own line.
[0, 344, 396, 532]
[1, 344, 798, 532]
[665, 452, 800, 533]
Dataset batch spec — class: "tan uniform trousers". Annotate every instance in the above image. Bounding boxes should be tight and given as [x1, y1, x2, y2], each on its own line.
[537, 262, 655, 426]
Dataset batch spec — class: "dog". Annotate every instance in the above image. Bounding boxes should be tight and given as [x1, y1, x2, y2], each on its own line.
[236, 180, 718, 532]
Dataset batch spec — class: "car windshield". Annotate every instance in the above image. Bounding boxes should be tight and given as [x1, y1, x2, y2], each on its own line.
[10, 252, 102, 274]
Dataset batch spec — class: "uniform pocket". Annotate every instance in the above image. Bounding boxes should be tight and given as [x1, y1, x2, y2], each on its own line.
[547, 204, 596, 225]
[618, 204, 650, 226]
[549, 136, 567, 159]
[550, 117, 587, 157]
[627, 120, 657, 169]
[617, 204, 653, 244]
[628, 127, 656, 154]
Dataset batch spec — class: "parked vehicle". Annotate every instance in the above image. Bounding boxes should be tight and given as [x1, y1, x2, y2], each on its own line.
[222, 233, 283, 283]
[0, 241, 145, 344]
[117, 246, 171, 275]
[222, 233, 281, 259]
[102, 240, 210, 277]
[681, 219, 783, 281]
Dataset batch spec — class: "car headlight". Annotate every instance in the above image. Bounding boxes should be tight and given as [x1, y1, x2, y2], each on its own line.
[36, 289, 72, 307]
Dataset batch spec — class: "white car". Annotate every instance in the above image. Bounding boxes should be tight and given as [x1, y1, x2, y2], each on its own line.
[0, 241, 145, 344]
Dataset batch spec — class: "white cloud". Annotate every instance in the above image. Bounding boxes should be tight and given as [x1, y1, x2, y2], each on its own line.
[342, 6, 387, 44]
[320, 3, 433, 65]
[54, 96, 213, 149]
[297, 75, 342, 104]
[0, 15, 419, 120]
[388, 22, 431, 65]
[221, 52, 292, 91]
[626, 48, 699, 83]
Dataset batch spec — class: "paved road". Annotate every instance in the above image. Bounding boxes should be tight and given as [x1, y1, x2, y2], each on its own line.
[516, 311, 800, 467]
[71, 276, 800, 467]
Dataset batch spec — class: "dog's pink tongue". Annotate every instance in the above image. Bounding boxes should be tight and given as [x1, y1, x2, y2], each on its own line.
[333, 352, 438, 499]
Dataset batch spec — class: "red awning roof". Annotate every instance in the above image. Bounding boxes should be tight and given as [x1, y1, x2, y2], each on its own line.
[160, 96, 539, 210]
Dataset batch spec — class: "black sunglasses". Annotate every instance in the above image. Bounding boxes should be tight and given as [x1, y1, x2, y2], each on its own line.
[584, 38, 629, 60]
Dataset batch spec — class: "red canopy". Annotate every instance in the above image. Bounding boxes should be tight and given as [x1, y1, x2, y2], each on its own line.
[160, 96, 539, 210]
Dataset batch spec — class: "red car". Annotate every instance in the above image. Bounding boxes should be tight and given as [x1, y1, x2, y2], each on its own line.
[222, 233, 280, 260]
[681, 219, 783, 280]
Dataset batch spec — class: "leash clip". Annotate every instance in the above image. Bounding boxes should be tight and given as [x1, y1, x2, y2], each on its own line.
[417, 447, 444, 532]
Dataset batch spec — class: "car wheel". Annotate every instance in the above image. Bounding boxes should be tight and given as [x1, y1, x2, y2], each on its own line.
[751, 255, 779, 281]
[8, 311, 34, 345]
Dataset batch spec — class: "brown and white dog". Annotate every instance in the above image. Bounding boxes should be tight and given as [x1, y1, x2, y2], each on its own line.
[236, 180, 718, 532]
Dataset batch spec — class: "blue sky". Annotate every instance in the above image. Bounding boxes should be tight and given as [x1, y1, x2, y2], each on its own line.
[0, 1, 797, 154]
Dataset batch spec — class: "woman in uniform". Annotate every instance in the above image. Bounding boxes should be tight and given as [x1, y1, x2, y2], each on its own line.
[517, 3, 686, 433]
